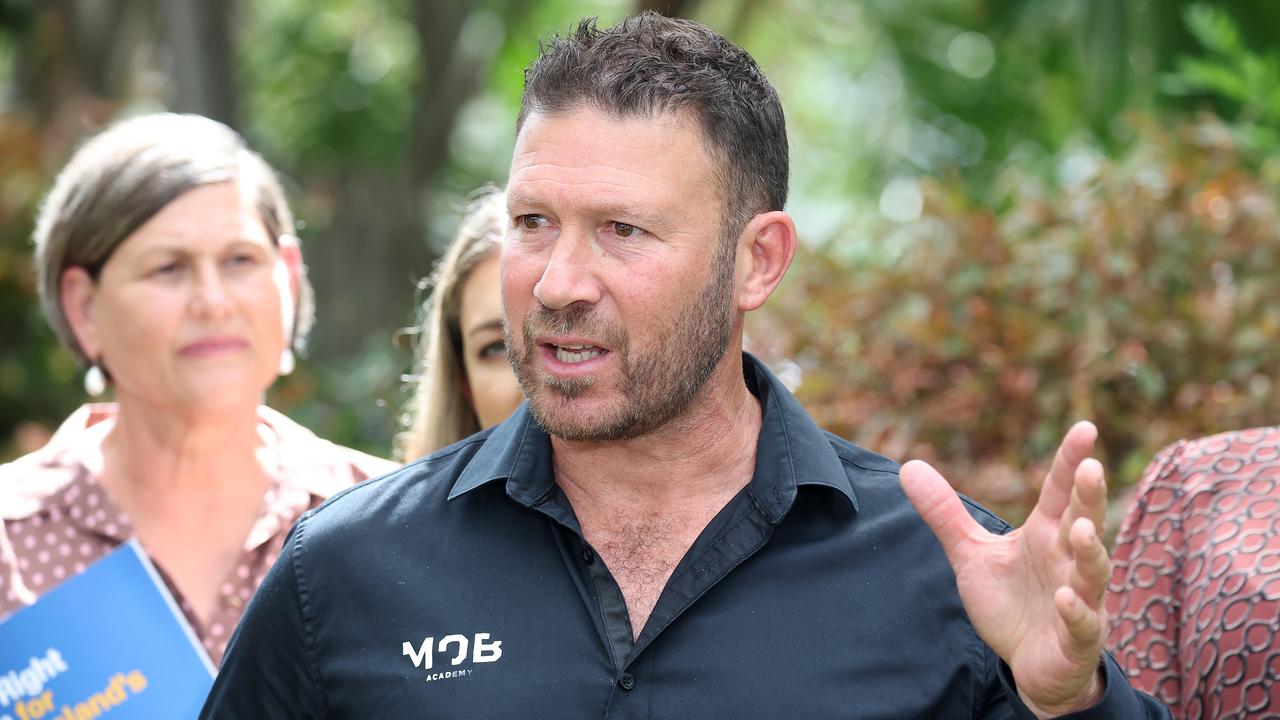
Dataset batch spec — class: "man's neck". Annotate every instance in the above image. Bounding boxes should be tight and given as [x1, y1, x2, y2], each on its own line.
[551, 355, 762, 518]
[551, 355, 764, 638]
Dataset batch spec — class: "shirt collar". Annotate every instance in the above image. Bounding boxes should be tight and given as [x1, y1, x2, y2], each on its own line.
[0, 404, 112, 521]
[743, 353, 858, 521]
[1, 404, 364, 542]
[447, 353, 858, 521]
[447, 401, 551, 503]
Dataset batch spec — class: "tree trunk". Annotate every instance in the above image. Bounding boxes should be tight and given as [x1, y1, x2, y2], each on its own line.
[12, 0, 145, 126]
[307, 0, 519, 360]
[161, 0, 238, 127]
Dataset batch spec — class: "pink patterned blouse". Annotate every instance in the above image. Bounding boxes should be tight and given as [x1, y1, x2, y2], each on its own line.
[0, 404, 396, 665]
[1106, 427, 1280, 719]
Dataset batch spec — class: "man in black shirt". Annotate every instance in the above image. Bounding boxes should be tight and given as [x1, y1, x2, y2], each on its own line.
[203, 14, 1168, 719]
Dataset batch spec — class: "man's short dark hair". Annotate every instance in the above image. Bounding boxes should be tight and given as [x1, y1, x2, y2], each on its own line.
[517, 12, 789, 236]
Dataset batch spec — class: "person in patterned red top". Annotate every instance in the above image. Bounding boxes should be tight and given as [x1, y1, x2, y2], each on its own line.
[1106, 428, 1280, 718]
[0, 114, 396, 664]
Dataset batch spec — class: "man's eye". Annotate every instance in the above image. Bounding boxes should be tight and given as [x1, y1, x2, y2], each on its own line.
[612, 222, 638, 238]
[479, 339, 507, 359]
[151, 261, 181, 276]
[517, 215, 546, 230]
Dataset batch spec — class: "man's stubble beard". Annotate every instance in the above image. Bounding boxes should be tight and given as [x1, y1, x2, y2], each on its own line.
[506, 241, 737, 442]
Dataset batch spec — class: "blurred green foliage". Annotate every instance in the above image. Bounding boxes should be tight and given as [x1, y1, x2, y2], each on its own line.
[238, 0, 422, 173]
[752, 112, 1280, 523]
[1166, 3, 1280, 157]
[0, 111, 79, 455]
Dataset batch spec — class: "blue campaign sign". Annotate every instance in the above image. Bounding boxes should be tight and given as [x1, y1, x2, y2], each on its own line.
[0, 540, 215, 720]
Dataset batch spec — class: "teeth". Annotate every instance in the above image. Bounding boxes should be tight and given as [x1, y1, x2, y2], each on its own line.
[555, 345, 603, 363]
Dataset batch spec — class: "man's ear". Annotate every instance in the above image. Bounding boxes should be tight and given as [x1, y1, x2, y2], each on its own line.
[735, 210, 797, 312]
[60, 266, 100, 360]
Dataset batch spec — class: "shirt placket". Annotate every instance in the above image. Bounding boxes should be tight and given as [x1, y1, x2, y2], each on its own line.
[58, 461, 310, 666]
[199, 545, 270, 665]
[519, 489, 643, 718]
[538, 486, 778, 720]
[201, 465, 312, 664]
[60, 474, 226, 652]
[614, 492, 776, 720]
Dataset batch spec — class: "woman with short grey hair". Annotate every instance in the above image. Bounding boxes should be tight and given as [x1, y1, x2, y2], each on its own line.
[0, 113, 395, 664]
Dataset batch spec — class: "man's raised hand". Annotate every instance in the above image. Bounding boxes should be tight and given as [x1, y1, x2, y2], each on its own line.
[900, 421, 1110, 719]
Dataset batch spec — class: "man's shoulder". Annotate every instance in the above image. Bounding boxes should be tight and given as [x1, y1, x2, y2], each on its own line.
[295, 430, 495, 542]
[823, 430, 900, 476]
[820, 430, 1011, 535]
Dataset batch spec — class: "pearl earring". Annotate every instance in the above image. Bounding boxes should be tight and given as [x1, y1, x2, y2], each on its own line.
[279, 349, 295, 376]
[84, 364, 106, 397]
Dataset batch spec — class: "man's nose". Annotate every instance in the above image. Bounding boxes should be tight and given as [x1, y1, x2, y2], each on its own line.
[533, 231, 603, 310]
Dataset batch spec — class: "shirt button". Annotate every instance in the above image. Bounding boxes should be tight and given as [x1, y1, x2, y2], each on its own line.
[226, 595, 243, 609]
[618, 673, 635, 692]
[581, 547, 595, 564]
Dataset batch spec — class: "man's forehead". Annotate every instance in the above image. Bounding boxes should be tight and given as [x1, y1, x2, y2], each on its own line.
[518, 104, 690, 129]
[512, 107, 702, 162]
[508, 108, 713, 200]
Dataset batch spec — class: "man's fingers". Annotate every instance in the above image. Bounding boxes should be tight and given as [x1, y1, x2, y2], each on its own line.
[1076, 459, 1107, 533]
[1057, 458, 1107, 552]
[1037, 421, 1098, 521]
[1053, 585, 1105, 661]
[1066, 517, 1109, 609]
[900, 460, 981, 564]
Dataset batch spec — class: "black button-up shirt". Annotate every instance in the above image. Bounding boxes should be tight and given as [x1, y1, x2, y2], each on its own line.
[202, 355, 1168, 719]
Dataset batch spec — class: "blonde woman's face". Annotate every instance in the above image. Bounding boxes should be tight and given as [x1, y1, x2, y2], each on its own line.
[458, 253, 523, 428]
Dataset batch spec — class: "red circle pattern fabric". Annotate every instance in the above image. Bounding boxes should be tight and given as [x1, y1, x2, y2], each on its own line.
[1107, 427, 1280, 719]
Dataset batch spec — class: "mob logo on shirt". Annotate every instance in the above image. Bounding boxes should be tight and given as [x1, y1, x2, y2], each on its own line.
[401, 633, 502, 683]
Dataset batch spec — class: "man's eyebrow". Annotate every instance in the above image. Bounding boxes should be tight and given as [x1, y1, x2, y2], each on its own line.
[506, 192, 541, 211]
[507, 188, 670, 229]
[595, 202, 664, 227]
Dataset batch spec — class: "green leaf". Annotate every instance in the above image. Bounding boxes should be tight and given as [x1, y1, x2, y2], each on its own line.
[1184, 3, 1243, 57]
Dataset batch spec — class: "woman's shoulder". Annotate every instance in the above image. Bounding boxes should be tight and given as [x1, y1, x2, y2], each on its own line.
[0, 406, 108, 520]
[1135, 425, 1280, 499]
[0, 449, 66, 520]
[1171, 425, 1280, 456]
[323, 443, 400, 483]
[260, 406, 399, 500]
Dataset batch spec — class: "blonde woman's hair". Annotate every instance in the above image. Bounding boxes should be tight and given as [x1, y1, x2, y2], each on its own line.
[398, 187, 507, 460]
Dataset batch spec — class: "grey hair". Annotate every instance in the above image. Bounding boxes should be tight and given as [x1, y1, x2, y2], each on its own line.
[32, 112, 314, 363]
[399, 187, 507, 460]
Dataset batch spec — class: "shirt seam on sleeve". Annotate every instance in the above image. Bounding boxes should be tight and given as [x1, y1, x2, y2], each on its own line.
[292, 513, 331, 718]
[970, 612, 993, 718]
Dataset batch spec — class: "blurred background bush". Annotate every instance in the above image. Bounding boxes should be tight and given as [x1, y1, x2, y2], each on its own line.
[2, 0, 1278, 529]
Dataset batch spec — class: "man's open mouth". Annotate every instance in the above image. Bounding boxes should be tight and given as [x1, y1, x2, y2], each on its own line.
[551, 343, 605, 363]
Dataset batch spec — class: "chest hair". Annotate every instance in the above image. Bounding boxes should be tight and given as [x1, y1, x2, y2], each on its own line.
[582, 507, 718, 639]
